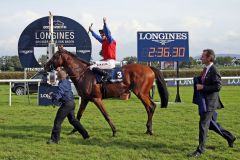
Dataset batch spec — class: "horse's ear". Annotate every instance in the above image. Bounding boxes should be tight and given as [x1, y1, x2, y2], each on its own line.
[58, 45, 64, 51]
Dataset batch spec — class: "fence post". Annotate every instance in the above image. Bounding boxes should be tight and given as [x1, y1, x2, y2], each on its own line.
[9, 82, 11, 106]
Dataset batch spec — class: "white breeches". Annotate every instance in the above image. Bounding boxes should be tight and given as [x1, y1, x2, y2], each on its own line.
[90, 59, 116, 70]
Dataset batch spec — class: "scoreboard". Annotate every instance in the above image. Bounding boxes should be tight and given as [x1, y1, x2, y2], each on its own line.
[137, 32, 189, 61]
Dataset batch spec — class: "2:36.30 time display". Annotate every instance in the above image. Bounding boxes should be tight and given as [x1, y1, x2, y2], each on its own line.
[148, 47, 185, 57]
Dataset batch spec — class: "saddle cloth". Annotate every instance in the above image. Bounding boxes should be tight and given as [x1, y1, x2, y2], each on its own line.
[95, 67, 123, 83]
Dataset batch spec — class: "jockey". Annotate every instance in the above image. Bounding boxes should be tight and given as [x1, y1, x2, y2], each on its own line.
[89, 17, 116, 82]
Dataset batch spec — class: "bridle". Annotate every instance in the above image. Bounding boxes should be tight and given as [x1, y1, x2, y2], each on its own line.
[49, 63, 55, 71]
[47, 52, 62, 71]
[67, 66, 90, 79]
[48, 52, 90, 79]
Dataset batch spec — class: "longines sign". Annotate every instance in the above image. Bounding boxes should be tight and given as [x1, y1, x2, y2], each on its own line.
[18, 16, 92, 68]
[137, 31, 189, 62]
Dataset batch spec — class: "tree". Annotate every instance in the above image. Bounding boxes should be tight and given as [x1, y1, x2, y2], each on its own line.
[121, 56, 163, 69]
[122, 56, 138, 64]
[10, 56, 23, 71]
[38, 55, 48, 66]
[215, 56, 232, 66]
[0, 57, 5, 71]
[179, 56, 197, 68]
[0, 56, 23, 71]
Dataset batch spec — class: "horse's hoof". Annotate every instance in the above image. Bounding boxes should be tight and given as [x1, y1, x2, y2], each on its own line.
[145, 130, 153, 135]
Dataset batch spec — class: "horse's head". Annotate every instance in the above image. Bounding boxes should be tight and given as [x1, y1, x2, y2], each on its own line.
[44, 47, 65, 72]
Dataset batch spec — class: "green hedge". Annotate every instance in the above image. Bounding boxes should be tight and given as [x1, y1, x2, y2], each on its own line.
[0, 72, 36, 79]
[0, 69, 240, 79]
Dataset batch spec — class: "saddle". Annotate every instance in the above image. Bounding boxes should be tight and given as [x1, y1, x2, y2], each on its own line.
[94, 67, 123, 84]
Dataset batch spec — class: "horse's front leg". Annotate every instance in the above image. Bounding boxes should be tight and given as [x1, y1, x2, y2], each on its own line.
[76, 98, 89, 120]
[69, 98, 89, 135]
[93, 98, 117, 137]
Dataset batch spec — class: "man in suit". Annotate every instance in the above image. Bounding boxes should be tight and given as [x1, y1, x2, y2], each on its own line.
[189, 49, 236, 157]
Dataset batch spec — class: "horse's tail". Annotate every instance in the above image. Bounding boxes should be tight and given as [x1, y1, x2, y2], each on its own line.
[150, 67, 169, 108]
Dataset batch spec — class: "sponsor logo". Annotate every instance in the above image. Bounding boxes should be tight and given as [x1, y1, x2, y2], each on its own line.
[19, 50, 33, 54]
[43, 20, 67, 29]
[227, 79, 240, 85]
[139, 32, 188, 45]
[152, 39, 175, 45]
[175, 80, 193, 85]
[40, 93, 52, 99]
[35, 31, 75, 40]
[77, 50, 91, 54]
[25, 68, 44, 71]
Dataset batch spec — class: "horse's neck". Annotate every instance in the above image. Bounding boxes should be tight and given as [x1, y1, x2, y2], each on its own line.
[63, 57, 89, 78]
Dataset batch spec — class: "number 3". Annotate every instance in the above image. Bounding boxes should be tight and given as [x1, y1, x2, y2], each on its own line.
[117, 71, 122, 78]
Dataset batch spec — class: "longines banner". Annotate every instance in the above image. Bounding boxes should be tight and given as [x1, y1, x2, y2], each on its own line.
[18, 16, 92, 68]
[38, 85, 59, 106]
[137, 32, 189, 62]
[167, 79, 240, 86]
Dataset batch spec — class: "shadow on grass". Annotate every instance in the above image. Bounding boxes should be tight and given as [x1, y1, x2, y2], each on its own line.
[0, 124, 51, 140]
[0, 124, 191, 153]
[68, 136, 190, 153]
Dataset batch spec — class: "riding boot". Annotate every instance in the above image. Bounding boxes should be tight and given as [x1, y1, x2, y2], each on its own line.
[92, 67, 110, 82]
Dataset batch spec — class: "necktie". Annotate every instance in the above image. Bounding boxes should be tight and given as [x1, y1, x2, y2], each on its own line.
[201, 67, 207, 83]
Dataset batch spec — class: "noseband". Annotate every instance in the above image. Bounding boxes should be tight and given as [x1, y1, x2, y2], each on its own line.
[49, 64, 55, 71]
[48, 53, 62, 71]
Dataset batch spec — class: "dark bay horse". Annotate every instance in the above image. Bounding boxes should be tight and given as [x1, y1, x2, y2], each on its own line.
[44, 48, 168, 136]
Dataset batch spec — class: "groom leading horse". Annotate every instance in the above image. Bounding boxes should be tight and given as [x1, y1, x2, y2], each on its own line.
[44, 46, 168, 136]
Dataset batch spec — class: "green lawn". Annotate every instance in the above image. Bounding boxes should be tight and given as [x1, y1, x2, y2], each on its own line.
[0, 84, 239, 160]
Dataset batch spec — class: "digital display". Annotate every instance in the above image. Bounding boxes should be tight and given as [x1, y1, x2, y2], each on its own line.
[137, 32, 189, 61]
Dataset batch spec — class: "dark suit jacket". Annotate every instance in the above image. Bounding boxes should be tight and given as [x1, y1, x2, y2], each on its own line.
[193, 77, 207, 115]
[201, 65, 224, 111]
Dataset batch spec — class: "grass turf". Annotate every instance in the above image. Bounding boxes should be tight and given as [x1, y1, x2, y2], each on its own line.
[0, 85, 239, 160]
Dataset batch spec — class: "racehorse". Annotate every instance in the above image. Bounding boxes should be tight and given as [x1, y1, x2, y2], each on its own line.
[44, 47, 169, 136]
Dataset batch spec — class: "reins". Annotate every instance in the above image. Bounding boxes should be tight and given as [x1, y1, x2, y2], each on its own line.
[67, 66, 90, 79]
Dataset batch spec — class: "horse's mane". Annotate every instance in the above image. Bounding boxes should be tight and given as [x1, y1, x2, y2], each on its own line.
[62, 49, 90, 66]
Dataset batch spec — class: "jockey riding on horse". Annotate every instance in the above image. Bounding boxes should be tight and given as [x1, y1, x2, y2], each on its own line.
[88, 17, 116, 82]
